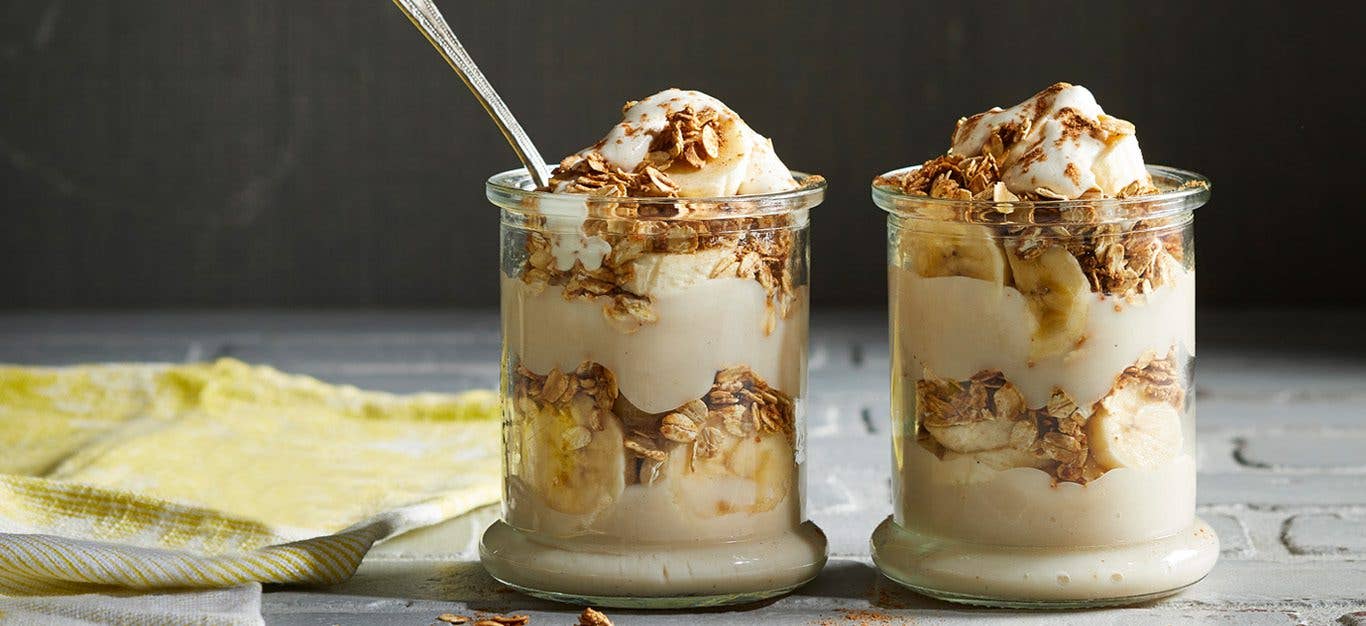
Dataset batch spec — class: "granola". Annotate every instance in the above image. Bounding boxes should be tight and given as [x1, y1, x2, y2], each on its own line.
[1114, 349, 1186, 408]
[546, 151, 682, 199]
[511, 362, 796, 487]
[542, 104, 724, 197]
[519, 212, 801, 335]
[915, 350, 1185, 484]
[513, 361, 618, 434]
[876, 154, 1184, 299]
[577, 608, 612, 626]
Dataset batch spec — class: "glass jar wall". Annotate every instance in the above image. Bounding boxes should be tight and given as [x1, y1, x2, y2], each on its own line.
[480, 170, 828, 608]
[870, 165, 1219, 608]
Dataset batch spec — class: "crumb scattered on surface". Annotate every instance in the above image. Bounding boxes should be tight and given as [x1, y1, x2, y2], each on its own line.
[576, 607, 612, 626]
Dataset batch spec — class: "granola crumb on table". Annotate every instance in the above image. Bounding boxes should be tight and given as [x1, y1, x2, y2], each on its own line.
[437, 614, 530, 626]
[577, 607, 612, 626]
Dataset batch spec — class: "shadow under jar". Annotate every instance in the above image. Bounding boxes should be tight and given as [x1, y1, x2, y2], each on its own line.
[869, 165, 1218, 608]
[480, 170, 828, 608]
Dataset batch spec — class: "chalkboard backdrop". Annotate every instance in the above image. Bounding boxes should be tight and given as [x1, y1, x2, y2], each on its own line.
[2, 1, 1360, 308]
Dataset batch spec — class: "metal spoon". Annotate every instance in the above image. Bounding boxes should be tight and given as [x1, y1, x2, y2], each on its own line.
[391, 0, 552, 187]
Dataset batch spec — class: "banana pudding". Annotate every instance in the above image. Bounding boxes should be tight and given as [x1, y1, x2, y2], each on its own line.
[870, 83, 1217, 607]
[482, 89, 826, 607]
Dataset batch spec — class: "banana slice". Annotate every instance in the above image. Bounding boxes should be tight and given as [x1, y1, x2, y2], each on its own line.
[665, 428, 794, 518]
[899, 221, 1010, 284]
[1087, 385, 1184, 470]
[517, 395, 625, 517]
[662, 116, 752, 197]
[945, 446, 1051, 471]
[924, 419, 1013, 453]
[1006, 245, 1091, 359]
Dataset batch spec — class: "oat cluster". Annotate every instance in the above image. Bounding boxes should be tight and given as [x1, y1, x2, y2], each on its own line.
[915, 351, 1185, 484]
[544, 103, 725, 198]
[631, 364, 796, 485]
[875, 153, 1010, 202]
[642, 104, 723, 171]
[520, 215, 799, 335]
[511, 362, 795, 486]
[697, 365, 797, 438]
[1033, 388, 1096, 483]
[513, 361, 618, 436]
[1053, 219, 1185, 300]
[1118, 349, 1186, 407]
[548, 151, 680, 198]
[577, 608, 613, 626]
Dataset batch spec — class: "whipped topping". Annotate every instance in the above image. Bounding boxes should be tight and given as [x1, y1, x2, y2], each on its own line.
[951, 83, 1151, 198]
[559, 88, 799, 197]
[538, 88, 800, 272]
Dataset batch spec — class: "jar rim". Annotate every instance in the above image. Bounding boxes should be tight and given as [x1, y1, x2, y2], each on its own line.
[487, 169, 826, 220]
[871, 164, 1209, 226]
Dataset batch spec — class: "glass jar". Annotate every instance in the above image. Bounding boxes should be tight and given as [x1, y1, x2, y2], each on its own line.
[870, 165, 1218, 608]
[480, 170, 828, 608]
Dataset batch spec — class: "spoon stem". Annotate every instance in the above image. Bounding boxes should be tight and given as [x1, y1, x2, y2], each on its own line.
[391, 0, 552, 187]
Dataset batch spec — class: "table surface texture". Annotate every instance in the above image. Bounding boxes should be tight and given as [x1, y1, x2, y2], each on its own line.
[2, 309, 1363, 625]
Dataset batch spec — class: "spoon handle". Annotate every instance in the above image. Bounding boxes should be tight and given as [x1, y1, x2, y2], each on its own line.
[391, 0, 552, 187]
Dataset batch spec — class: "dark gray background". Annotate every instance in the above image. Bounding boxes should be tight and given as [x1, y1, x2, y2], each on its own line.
[2, 1, 1361, 309]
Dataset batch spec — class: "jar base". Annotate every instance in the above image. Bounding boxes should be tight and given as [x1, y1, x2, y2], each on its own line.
[479, 519, 827, 608]
[870, 515, 1219, 608]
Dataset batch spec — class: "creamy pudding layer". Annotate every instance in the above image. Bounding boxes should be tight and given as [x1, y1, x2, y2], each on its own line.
[503, 276, 806, 413]
[897, 445, 1195, 546]
[507, 461, 803, 543]
[893, 264, 1194, 409]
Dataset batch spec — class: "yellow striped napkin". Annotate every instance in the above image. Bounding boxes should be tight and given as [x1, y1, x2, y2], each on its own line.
[0, 359, 501, 598]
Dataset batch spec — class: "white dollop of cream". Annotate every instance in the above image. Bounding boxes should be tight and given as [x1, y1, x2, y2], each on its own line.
[559, 88, 799, 197]
[539, 89, 798, 271]
[950, 83, 1151, 198]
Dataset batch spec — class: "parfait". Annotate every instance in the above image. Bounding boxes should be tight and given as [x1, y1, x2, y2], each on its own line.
[870, 83, 1218, 607]
[481, 89, 827, 607]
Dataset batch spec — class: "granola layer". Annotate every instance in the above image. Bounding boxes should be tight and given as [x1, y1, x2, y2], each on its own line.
[512, 362, 794, 486]
[518, 215, 800, 334]
[876, 154, 1194, 301]
[915, 350, 1186, 484]
[505, 362, 800, 539]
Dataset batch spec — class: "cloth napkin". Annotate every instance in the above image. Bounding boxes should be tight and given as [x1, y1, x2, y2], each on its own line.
[0, 359, 501, 624]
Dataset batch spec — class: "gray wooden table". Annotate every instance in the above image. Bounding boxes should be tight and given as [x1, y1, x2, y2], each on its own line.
[3, 310, 1364, 625]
